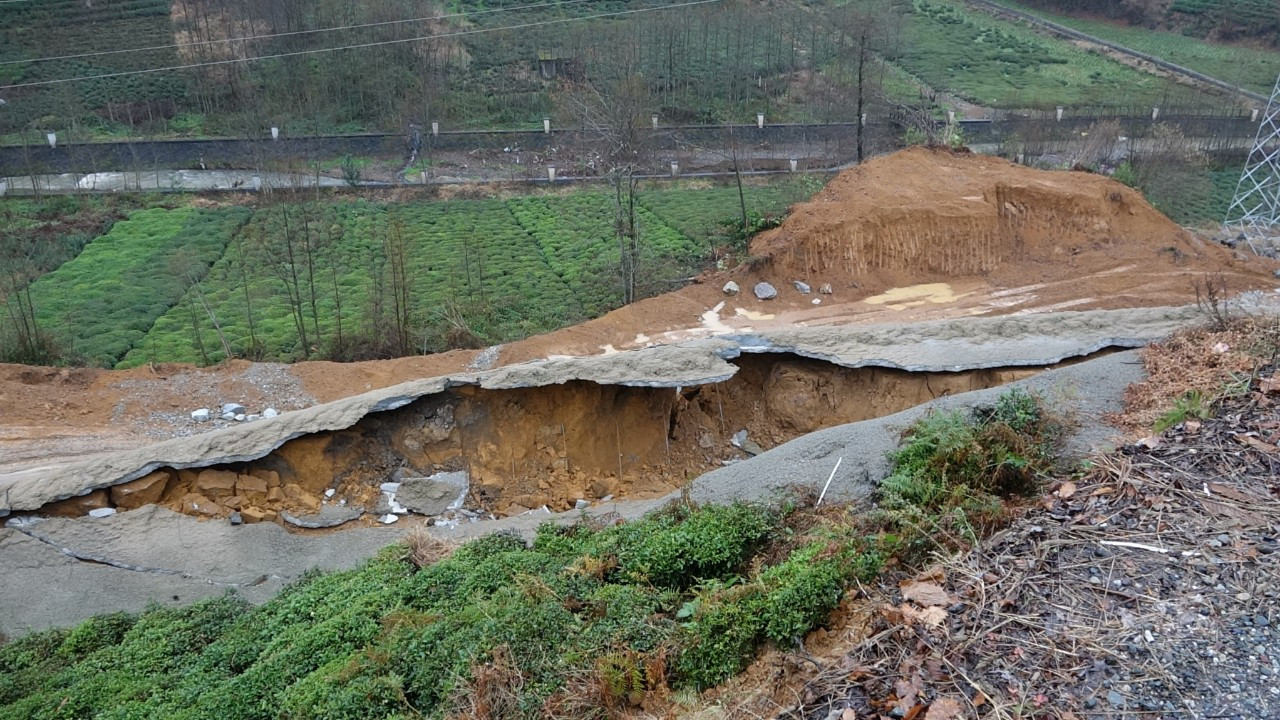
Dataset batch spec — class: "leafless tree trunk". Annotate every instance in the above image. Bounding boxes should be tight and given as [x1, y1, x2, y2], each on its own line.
[560, 71, 657, 306]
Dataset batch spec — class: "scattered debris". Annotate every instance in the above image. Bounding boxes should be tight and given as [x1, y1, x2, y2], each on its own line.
[820, 283, 833, 294]
[723, 280, 740, 296]
[221, 403, 246, 416]
[262, 407, 279, 418]
[379, 514, 398, 525]
[754, 282, 778, 300]
[794, 280, 811, 294]
[191, 409, 210, 422]
[87, 508, 116, 519]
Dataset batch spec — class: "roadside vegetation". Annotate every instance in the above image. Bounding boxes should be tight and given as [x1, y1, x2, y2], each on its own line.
[0, 387, 1067, 718]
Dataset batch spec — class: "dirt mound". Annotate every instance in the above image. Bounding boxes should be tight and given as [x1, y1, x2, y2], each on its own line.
[752, 146, 1242, 291]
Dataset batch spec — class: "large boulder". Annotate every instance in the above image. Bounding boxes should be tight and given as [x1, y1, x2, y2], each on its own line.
[396, 472, 469, 516]
[195, 469, 239, 499]
[110, 470, 172, 510]
[754, 282, 777, 300]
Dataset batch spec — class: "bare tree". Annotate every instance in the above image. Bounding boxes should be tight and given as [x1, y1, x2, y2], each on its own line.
[831, 0, 898, 162]
[561, 72, 657, 305]
[168, 249, 232, 365]
[0, 233, 53, 363]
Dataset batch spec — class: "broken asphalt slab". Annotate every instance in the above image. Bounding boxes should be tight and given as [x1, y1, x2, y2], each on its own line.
[0, 305, 1208, 516]
[0, 350, 1141, 636]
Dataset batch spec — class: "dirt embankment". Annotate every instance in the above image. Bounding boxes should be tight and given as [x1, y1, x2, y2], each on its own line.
[752, 146, 1250, 294]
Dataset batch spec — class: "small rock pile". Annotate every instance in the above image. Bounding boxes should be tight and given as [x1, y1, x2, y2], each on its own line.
[191, 403, 280, 423]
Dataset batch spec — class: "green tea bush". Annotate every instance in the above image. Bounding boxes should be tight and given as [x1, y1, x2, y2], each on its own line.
[25, 206, 250, 367]
[0, 500, 882, 718]
[614, 503, 776, 588]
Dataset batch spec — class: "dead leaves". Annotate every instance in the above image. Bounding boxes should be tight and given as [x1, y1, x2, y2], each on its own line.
[900, 580, 953, 608]
[924, 697, 964, 720]
[1261, 374, 1280, 395]
[1234, 433, 1280, 454]
[1206, 482, 1268, 504]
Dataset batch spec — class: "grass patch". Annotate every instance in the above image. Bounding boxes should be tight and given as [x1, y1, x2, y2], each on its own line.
[992, 0, 1280, 95]
[892, 0, 1202, 109]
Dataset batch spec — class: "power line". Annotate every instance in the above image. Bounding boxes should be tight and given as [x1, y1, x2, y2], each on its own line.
[0, 0, 598, 67]
[0, 0, 721, 91]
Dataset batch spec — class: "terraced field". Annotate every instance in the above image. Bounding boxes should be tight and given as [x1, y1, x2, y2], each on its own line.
[2, 180, 815, 368]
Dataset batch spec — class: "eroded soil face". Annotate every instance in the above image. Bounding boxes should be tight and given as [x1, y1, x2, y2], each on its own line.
[38, 353, 1065, 523]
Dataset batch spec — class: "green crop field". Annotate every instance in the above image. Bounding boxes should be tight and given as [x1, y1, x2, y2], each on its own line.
[23, 207, 251, 367]
[890, 0, 1201, 110]
[1, 0, 1229, 144]
[0, 179, 817, 369]
[992, 0, 1280, 96]
[119, 182, 810, 367]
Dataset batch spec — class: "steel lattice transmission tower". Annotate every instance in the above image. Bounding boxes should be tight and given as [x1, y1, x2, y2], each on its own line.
[1225, 73, 1280, 254]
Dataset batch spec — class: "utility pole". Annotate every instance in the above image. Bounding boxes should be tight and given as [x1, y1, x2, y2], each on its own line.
[1224, 73, 1280, 255]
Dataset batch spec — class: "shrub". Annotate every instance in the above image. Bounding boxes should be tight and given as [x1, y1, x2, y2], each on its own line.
[878, 388, 1064, 552]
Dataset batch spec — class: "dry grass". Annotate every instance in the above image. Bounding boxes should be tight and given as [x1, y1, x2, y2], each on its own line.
[447, 645, 525, 720]
[1112, 315, 1280, 435]
[402, 526, 457, 569]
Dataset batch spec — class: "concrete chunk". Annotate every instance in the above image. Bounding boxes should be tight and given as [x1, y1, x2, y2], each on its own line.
[280, 505, 363, 529]
[396, 472, 469, 516]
